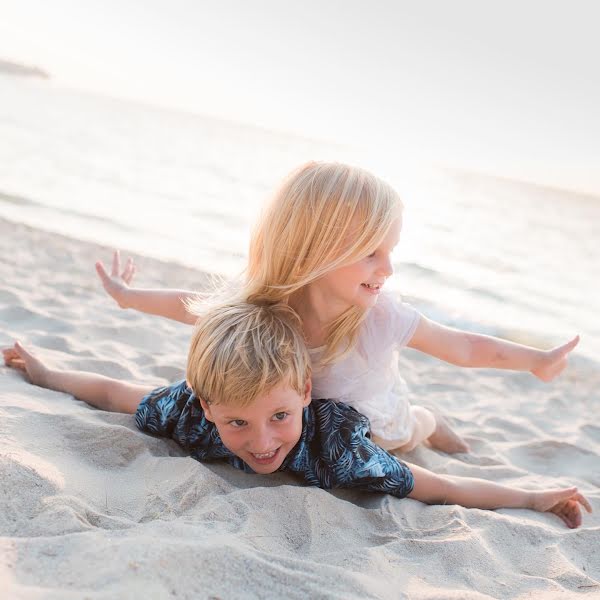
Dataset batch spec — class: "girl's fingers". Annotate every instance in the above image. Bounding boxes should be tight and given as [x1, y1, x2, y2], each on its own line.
[121, 257, 134, 283]
[111, 250, 120, 277]
[95, 261, 110, 285]
[558, 335, 580, 356]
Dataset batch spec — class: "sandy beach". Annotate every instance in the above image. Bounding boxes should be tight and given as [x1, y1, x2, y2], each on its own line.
[2, 216, 599, 599]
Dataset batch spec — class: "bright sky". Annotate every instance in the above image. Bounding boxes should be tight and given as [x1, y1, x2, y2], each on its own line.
[1, 0, 599, 194]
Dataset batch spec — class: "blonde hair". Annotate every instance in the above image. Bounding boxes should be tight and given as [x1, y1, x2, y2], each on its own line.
[186, 302, 310, 407]
[244, 161, 403, 365]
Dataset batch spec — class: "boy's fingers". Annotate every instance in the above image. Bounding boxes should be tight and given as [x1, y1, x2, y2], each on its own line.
[14, 341, 28, 357]
[6, 358, 26, 370]
[568, 504, 581, 529]
[557, 486, 577, 499]
[3, 348, 18, 361]
[577, 493, 593, 513]
[111, 250, 120, 277]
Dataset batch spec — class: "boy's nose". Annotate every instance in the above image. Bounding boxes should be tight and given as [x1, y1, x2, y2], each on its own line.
[252, 427, 275, 452]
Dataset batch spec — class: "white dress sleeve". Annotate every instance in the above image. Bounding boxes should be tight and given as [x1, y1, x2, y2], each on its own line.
[368, 292, 421, 350]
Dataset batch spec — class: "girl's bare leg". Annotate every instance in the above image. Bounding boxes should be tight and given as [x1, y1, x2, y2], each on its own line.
[407, 462, 592, 528]
[427, 412, 470, 453]
[3, 342, 154, 414]
[396, 406, 470, 454]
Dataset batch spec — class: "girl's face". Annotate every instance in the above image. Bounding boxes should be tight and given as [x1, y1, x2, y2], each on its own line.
[200, 380, 311, 474]
[312, 216, 402, 312]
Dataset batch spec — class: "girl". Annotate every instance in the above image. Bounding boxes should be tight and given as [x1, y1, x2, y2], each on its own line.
[96, 162, 579, 454]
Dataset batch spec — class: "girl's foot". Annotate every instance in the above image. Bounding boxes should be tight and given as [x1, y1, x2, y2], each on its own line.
[529, 487, 592, 529]
[427, 415, 470, 453]
[2, 342, 50, 387]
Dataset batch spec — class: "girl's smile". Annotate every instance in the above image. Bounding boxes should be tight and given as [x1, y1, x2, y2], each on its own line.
[306, 216, 402, 313]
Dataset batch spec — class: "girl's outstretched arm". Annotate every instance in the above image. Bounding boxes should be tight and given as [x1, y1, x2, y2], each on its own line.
[407, 316, 579, 381]
[96, 250, 199, 325]
[407, 462, 592, 529]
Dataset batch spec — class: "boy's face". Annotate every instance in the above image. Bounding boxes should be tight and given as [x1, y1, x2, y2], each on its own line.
[200, 380, 311, 474]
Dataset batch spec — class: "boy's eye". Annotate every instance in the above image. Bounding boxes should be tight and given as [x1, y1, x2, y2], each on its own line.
[229, 419, 247, 428]
[272, 412, 288, 421]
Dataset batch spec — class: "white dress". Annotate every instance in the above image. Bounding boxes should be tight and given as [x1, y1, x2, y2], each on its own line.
[309, 292, 420, 449]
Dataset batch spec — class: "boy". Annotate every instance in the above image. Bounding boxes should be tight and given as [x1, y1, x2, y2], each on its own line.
[3, 302, 591, 527]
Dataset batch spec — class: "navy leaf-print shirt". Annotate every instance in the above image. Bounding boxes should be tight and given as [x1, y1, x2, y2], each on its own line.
[135, 380, 414, 499]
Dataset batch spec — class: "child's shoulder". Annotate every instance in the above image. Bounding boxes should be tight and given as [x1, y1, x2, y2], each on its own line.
[369, 291, 418, 324]
[362, 292, 420, 347]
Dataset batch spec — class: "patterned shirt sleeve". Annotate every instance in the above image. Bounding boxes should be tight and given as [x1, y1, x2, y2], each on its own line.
[287, 400, 415, 499]
[135, 380, 252, 472]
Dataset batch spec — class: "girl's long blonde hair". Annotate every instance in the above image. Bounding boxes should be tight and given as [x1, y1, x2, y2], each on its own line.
[243, 161, 403, 365]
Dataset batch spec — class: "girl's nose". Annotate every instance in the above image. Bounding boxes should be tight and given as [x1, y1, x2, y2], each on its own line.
[378, 255, 393, 277]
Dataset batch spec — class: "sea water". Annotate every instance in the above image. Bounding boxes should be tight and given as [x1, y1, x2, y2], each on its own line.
[1, 74, 598, 360]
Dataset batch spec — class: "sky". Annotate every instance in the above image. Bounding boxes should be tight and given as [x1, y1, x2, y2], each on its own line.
[0, 0, 599, 194]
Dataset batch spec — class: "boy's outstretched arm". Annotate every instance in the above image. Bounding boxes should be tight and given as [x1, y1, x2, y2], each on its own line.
[96, 250, 199, 325]
[3, 342, 153, 414]
[406, 463, 592, 529]
[407, 316, 579, 381]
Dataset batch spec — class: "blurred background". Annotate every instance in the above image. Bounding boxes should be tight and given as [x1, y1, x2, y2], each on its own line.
[1, 0, 598, 358]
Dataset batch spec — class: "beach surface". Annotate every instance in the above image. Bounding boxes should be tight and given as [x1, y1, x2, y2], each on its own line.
[2, 217, 599, 599]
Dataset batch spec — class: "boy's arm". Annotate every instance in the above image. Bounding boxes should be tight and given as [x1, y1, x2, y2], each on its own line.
[407, 315, 579, 381]
[406, 463, 591, 528]
[95, 251, 199, 325]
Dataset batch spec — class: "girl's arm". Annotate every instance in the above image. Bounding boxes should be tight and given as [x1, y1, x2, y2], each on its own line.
[407, 463, 592, 529]
[95, 251, 199, 325]
[407, 315, 579, 381]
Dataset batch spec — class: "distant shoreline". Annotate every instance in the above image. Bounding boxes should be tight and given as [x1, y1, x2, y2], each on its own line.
[0, 58, 49, 79]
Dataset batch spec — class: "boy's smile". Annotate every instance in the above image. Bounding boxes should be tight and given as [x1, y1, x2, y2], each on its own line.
[200, 380, 311, 474]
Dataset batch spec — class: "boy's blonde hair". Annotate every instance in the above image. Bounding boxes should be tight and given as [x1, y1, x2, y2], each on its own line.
[186, 302, 310, 407]
[244, 161, 402, 365]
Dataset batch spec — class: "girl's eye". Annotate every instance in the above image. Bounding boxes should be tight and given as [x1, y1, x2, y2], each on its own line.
[366, 252, 376, 259]
[272, 412, 288, 421]
[229, 419, 247, 428]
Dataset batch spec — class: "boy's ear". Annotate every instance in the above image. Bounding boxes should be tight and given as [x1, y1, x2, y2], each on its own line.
[199, 397, 214, 422]
[302, 379, 312, 407]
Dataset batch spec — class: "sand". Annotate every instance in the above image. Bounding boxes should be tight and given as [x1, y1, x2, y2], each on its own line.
[1, 216, 599, 599]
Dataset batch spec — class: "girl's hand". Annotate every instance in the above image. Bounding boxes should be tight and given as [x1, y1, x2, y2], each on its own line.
[95, 250, 136, 309]
[530, 335, 580, 382]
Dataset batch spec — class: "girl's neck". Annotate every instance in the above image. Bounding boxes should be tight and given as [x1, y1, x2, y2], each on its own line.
[289, 286, 350, 348]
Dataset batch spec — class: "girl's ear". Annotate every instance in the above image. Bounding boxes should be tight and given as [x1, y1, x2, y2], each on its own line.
[199, 397, 214, 422]
[302, 379, 312, 407]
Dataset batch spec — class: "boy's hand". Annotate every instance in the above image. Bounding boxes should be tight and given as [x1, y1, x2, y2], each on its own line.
[530, 335, 580, 382]
[3, 342, 50, 387]
[530, 486, 592, 529]
[95, 250, 136, 309]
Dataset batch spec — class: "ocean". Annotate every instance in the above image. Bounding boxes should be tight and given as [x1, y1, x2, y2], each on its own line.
[2, 74, 599, 361]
